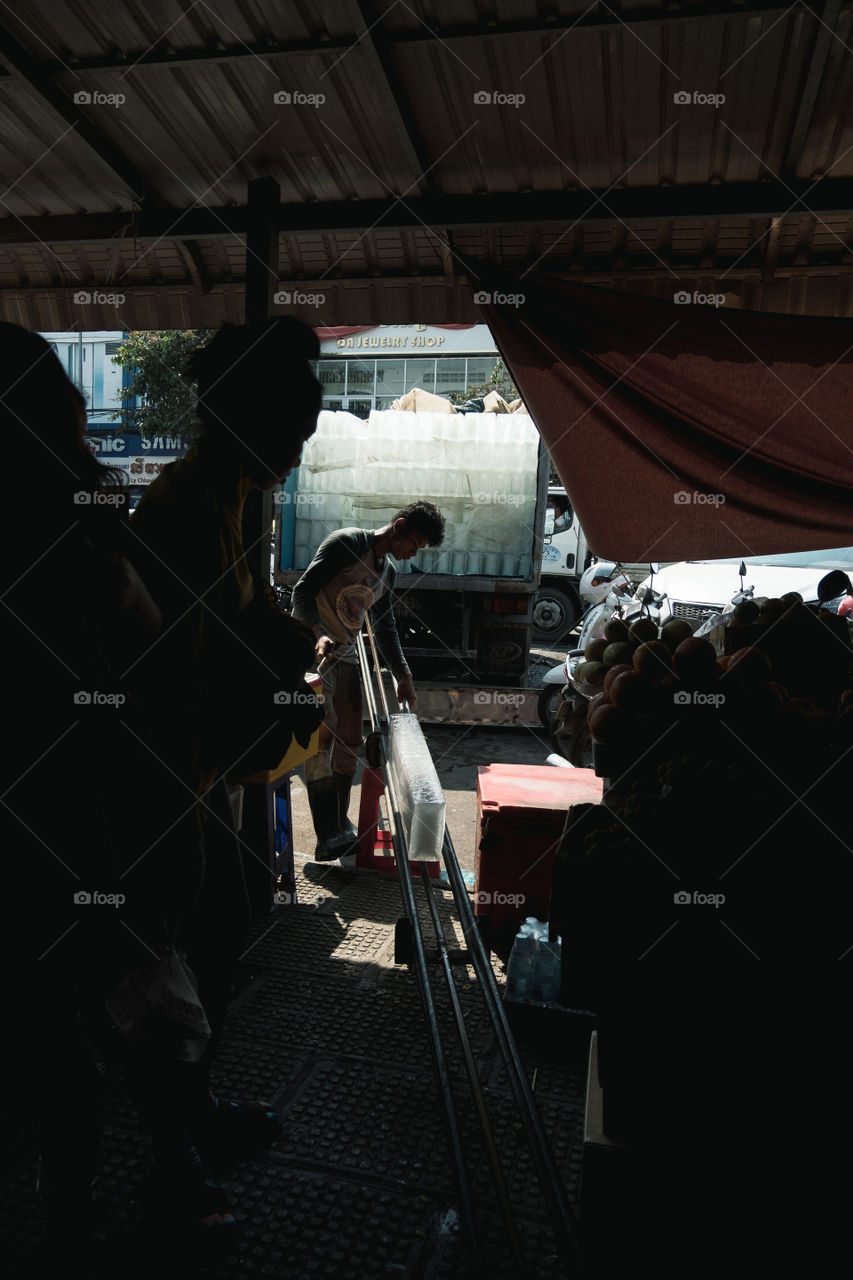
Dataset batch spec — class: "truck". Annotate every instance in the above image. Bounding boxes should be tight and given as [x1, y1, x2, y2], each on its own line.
[536, 483, 590, 645]
[274, 407, 592, 725]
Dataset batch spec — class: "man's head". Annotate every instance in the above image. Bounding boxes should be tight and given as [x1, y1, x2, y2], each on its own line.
[388, 500, 445, 561]
[186, 318, 322, 489]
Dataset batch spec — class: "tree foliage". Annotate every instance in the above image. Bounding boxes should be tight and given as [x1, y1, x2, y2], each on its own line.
[446, 357, 519, 406]
[111, 329, 213, 436]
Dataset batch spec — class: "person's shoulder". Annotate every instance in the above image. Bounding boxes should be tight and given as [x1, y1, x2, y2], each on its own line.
[132, 450, 199, 511]
[319, 527, 368, 550]
[329, 526, 366, 540]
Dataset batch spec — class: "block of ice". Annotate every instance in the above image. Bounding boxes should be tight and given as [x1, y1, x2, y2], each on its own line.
[291, 410, 540, 576]
[385, 714, 446, 861]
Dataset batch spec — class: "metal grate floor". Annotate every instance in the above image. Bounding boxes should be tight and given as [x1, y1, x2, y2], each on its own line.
[1, 855, 590, 1279]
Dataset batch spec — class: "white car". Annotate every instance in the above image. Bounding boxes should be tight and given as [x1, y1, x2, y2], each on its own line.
[635, 547, 853, 628]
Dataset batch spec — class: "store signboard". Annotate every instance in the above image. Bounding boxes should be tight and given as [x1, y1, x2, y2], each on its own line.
[318, 324, 497, 355]
[85, 432, 191, 483]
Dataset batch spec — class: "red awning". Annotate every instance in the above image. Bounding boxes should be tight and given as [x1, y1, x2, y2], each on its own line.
[314, 325, 477, 339]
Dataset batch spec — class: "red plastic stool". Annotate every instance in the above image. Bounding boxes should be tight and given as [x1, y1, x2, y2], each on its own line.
[355, 746, 440, 878]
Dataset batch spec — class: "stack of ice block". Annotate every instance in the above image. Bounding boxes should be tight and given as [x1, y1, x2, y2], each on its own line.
[290, 409, 540, 577]
[385, 713, 446, 861]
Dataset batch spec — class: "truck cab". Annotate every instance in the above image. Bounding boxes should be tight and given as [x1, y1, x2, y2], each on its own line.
[532, 486, 590, 646]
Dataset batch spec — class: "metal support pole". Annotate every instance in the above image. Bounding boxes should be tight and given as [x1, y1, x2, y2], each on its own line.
[240, 176, 280, 909]
[245, 175, 280, 325]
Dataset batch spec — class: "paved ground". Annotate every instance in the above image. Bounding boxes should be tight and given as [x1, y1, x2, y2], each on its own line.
[2, 854, 592, 1279]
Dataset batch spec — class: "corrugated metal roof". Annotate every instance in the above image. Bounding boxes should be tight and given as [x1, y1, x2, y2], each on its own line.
[1, 1, 852, 326]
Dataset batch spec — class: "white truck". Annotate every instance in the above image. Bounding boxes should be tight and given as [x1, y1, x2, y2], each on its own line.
[274, 408, 591, 724]
[536, 483, 591, 645]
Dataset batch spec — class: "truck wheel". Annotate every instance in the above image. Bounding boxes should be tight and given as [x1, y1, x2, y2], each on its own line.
[532, 584, 580, 646]
[538, 684, 562, 732]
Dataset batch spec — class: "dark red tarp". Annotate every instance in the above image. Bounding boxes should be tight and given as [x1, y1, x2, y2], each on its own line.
[477, 271, 853, 561]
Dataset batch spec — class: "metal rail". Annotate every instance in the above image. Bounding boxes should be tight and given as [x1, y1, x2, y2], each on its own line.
[439, 824, 588, 1276]
[356, 633, 484, 1274]
[417, 862, 526, 1275]
[357, 627, 589, 1277]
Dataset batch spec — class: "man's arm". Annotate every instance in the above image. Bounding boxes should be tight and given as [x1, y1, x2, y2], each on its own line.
[370, 569, 416, 706]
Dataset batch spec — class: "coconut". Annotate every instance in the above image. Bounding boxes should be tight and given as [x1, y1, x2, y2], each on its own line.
[602, 641, 635, 669]
[673, 636, 718, 684]
[584, 636, 609, 663]
[603, 617, 630, 643]
[628, 617, 659, 645]
[589, 702, 625, 743]
[732, 600, 759, 624]
[603, 663, 635, 696]
[586, 691, 610, 723]
[726, 646, 773, 684]
[609, 669, 656, 714]
[633, 640, 672, 679]
[660, 619, 693, 650]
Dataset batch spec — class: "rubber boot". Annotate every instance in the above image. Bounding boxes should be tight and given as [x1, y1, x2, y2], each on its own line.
[306, 776, 356, 862]
[333, 773, 361, 863]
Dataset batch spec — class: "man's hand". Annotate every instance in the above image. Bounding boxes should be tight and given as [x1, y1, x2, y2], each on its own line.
[396, 674, 416, 709]
[315, 634, 336, 663]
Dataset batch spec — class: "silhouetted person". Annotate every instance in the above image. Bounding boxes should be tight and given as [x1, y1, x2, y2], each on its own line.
[1, 323, 162, 1253]
[127, 318, 324, 1224]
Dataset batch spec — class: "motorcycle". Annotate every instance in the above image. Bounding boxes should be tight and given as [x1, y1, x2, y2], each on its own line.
[578, 558, 634, 609]
[538, 561, 635, 730]
[539, 563, 647, 766]
[817, 568, 853, 630]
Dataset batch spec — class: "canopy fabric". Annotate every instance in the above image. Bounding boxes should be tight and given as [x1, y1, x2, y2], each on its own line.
[477, 271, 853, 561]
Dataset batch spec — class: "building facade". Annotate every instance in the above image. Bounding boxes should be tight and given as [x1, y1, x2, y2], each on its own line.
[315, 324, 501, 416]
[40, 330, 127, 426]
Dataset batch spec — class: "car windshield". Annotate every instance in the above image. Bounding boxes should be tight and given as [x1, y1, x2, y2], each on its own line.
[688, 547, 853, 571]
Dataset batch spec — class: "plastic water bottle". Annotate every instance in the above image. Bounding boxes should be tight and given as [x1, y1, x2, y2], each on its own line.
[532, 933, 562, 1005]
[506, 924, 537, 1001]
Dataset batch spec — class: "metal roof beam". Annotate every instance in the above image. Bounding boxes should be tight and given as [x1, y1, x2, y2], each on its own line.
[28, 34, 355, 76]
[0, 2, 822, 81]
[350, 0, 439, 195]
[783, 0, 844, 177]
[2, 180, 852, 249]
[0, 20, 150, 203]
[388, 1, 836, 42]
[6, 262, 853, 305]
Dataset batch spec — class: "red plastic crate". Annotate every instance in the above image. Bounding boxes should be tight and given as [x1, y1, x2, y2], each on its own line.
[475, 764, 603, 932]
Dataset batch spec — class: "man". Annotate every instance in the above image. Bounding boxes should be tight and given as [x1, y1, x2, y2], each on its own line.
[552, 494, 573, 534]
[292, 500, 445, 862]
